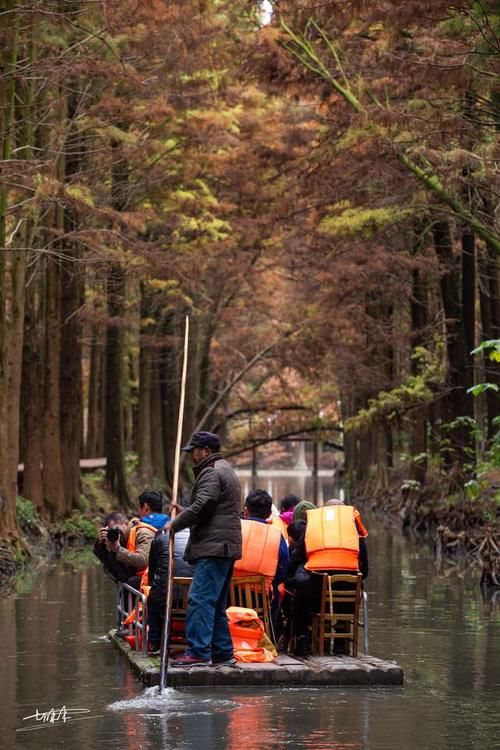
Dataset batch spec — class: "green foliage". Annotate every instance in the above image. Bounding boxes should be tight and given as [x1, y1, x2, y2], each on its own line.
[319, 204, 414, 238]
[53, 513, 99, 542]
[65, 183, 95, 207]
[335, 122, 387, 150]
[471, 338, 500, 362]
[81, 471, 113, 510]
[14, 566, 38, 594]
[76, 494, 90, 512]
[16, 497, 41, 534]
[467, 382, 499, 396]
[464, 478, 488, 501]
[345, 347, 443, 433]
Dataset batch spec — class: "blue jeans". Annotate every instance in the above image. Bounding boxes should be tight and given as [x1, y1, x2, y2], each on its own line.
[185, 557, 234, 661]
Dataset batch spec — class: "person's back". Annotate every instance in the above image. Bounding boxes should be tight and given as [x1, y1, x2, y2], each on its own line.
[234, 518, 281, 587]
[181, 453, 242, 563]
[305, 503, 368, 577]
[289, 504, 368, 656]
[235, 489, 288, 591]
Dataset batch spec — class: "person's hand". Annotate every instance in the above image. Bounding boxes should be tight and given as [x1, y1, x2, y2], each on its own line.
[98, 527, 108, 543]
[169, 501, 183, 514]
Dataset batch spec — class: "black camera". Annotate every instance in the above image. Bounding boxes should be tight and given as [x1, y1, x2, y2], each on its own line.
[106, 527, 120, 543]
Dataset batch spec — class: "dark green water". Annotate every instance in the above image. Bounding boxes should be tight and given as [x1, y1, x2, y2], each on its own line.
[2, 502, 499, 750]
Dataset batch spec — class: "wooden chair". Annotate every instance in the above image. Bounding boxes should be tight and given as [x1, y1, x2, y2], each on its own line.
[169, 576, 192, 653]
[311, 573, 362, 657]
[229, 575, 274, 643]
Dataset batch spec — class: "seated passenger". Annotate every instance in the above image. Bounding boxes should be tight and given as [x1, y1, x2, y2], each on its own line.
[270, 494, 301, 537]
[234, 489, 289, 625]
[146, 527, 194, 654]
[290, 499, 368, 657]
[105, 490, 169, 589]
[305, 499, 368, 575]
[278, 520, 307, 651]
[292, 500, 316, 523]
[136, 489, 170, 531]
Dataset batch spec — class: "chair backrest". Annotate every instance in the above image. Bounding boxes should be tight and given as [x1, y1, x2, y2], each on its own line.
[319, 573, 362, 619]
[229, 575, 272, 640]
[171, 576, 192, 618]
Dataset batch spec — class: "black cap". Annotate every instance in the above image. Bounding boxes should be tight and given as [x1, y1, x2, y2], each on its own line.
[182, 431, 221, 452]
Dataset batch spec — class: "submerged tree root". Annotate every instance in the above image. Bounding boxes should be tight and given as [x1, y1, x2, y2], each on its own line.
[356, 480, 499, 588]
[435, 525, 500, 587]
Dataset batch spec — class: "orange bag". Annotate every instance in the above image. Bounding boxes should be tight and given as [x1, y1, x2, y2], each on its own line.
[226, 607, 275, 663]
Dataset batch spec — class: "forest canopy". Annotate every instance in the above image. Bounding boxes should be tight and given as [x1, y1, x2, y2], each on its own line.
[0, 0, 499, 543]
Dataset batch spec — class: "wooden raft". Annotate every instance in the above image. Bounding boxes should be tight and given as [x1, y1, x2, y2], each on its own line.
[109, 630, 403, 688]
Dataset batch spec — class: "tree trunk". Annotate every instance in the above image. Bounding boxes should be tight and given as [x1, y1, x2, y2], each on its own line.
[104, 264, 129, 504]
[159, 341, 177, 490]
[433, 221, 474, 460]
[410, 267, 429, 482]
[21, 273, 43, 509]
[462, 229, 476, 356]
[137, 289, 153, 483]
[42, 255, 65, 517]
[60, 248, 83, 509]
[104, 144, 130, 505]
[478, 239, 500, 438]
[85, 325, 103, 458]
[150, 355, 166, 484]
[0, 0, 21, 538]
[59, 86, 84, 509]
[158, 312, 180, 490]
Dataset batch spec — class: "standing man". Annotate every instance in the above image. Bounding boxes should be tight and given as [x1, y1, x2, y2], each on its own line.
[167, 431, 242, 667]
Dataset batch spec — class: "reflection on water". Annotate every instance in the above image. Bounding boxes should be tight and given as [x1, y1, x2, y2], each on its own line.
[1, 476, 499, 750]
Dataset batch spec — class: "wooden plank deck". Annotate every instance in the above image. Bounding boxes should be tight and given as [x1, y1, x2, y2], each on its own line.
[109, 630, 404, 688]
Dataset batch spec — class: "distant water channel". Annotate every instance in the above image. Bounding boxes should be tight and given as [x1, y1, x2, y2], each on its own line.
[2, 474, 499, 750]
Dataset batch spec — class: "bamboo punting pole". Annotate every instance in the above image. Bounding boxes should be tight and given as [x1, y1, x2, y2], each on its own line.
[159, 315, 189, 693]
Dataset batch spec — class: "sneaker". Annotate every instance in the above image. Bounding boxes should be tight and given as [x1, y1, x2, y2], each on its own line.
[171, 653, 210, 668]
[148, 645, 161, 657]
[211, 657, 237, 667]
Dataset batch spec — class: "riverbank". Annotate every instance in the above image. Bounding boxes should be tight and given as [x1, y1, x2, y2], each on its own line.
[354, 471, 500, 587]
[0, 473, 111, 594]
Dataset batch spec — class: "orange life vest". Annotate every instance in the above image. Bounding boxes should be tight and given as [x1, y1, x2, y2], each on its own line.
[126, 521, 157, 576]
[233, 519, 281, 589]
[305, 505, 368, 572]
[226, 606, 274, 663]
[269, 516, 288, 539]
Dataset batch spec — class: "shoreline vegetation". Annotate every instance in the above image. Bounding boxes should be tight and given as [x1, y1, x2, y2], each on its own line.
[1, 466, 498, 594]
[355, 476, 499, 587]
[0, 472, 109, 594]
